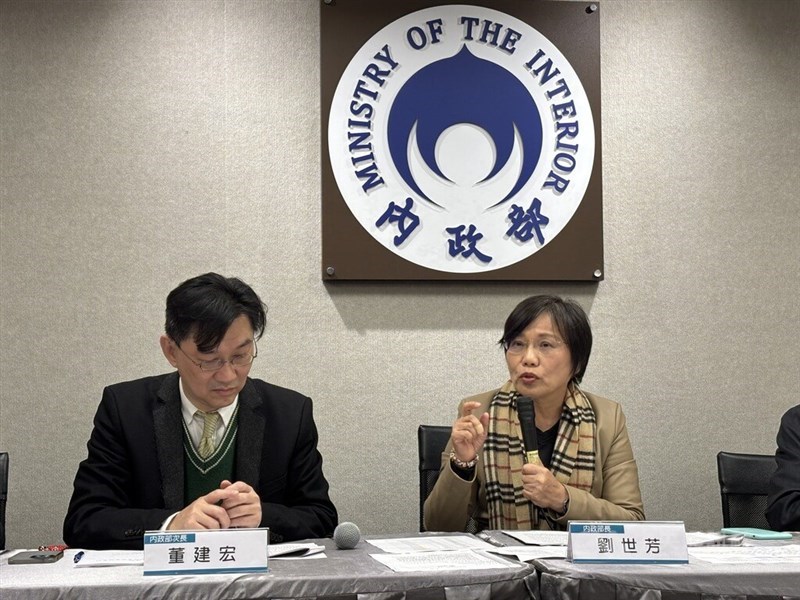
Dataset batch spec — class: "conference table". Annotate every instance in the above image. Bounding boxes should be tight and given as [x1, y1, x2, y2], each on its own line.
[3, 531, 800, 599]
[0, 533, 537, 600]
[519, 529, 800, 600]
[532, 551, 800, 600]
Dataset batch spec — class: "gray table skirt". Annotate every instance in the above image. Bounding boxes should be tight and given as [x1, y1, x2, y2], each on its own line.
[0, 537, 538, 600]
[532, 557, 800, 600]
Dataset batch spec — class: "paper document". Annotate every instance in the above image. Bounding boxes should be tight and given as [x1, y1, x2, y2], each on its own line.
[73, 550, 144, 567]
[501, 530, 568, 546]
[489, 545, 567, 561]
[689, 544, 800, 564]
[370, 549, 514, 572]
[268, 543, 326, 559]
[367, 535, 493, 553]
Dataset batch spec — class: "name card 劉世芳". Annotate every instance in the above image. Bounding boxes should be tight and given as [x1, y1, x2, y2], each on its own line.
[567, 521, 688, 564]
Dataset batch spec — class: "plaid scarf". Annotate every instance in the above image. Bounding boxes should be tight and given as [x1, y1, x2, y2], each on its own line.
[484, 381, 596, 529]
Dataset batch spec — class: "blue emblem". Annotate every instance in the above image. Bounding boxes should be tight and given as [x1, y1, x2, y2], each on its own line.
[387, 46, 543, 208]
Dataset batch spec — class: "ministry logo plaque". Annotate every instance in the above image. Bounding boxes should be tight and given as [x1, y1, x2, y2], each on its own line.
[322, 1, 602, 281]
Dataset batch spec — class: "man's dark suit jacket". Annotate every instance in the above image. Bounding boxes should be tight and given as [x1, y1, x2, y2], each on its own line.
[766, 404, 800, 532]
[64, 372, 338, 549]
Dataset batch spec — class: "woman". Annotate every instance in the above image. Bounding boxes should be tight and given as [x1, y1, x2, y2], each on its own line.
[424, 295, 644, 532]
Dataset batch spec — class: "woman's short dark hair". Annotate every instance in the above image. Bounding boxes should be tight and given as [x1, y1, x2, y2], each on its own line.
[499, 295, 592, 384]
[165, 273, 267, 353]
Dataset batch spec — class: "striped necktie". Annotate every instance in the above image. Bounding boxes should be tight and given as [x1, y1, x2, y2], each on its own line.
[196, 411, 220, 459]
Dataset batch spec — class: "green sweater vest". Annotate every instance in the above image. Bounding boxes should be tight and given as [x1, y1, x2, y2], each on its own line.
[183, 407, 238, 503]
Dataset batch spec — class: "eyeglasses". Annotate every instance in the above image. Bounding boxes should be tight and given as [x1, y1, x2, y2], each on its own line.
[174, 340, 258, 372]
[504, 338, 565, 357]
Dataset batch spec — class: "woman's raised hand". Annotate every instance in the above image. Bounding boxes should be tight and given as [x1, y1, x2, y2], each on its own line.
[451, 401, 490, 462]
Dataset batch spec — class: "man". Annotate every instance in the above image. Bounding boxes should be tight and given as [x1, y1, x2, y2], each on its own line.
[64, 273, 337, 549]
[766, 404, 800, 531]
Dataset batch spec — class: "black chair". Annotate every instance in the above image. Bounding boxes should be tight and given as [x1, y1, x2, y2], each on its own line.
[0, 451, 8, 549]
[716, 451, 777, 529]
[417, 425, 452, 532]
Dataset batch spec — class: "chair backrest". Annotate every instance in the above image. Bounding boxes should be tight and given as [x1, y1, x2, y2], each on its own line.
[0, 451, 8, 549]
[418, 425, 452, 532]
[716, 451, 777, 529]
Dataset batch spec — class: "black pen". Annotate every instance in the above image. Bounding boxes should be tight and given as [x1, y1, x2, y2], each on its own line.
[73, 551, 85, 564]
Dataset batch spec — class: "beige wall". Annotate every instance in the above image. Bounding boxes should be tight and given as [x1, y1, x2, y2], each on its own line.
[1, 0, 798, 549]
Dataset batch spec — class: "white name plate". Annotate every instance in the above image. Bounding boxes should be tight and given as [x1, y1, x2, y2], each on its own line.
[567, 521, 688, 564]
[143, 528, 269, 576]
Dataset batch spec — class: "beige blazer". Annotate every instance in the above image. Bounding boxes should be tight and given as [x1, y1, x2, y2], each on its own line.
[424, 388, 645, 531]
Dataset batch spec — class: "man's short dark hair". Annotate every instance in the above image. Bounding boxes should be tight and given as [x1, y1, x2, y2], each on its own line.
[499, 295, 592, 384]
[165, 273, 267, 353]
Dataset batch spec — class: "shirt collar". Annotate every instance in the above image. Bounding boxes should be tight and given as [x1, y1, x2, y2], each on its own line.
[178, 377, 239, 427]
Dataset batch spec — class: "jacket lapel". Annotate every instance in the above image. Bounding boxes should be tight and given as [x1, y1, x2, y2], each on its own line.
[235, 379, 264, 488]
[153, 373, 185, 510]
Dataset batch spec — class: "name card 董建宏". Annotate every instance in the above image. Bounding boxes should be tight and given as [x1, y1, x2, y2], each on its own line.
[143, 528, 269, 576]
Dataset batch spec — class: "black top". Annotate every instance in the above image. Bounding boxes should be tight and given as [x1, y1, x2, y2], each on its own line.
[767, 404, 800, 531]
[537, 420, 560, 469]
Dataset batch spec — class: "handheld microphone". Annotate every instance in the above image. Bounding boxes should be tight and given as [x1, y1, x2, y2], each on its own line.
[333, 522, 361, 549]
[517, 396, 543, 466]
